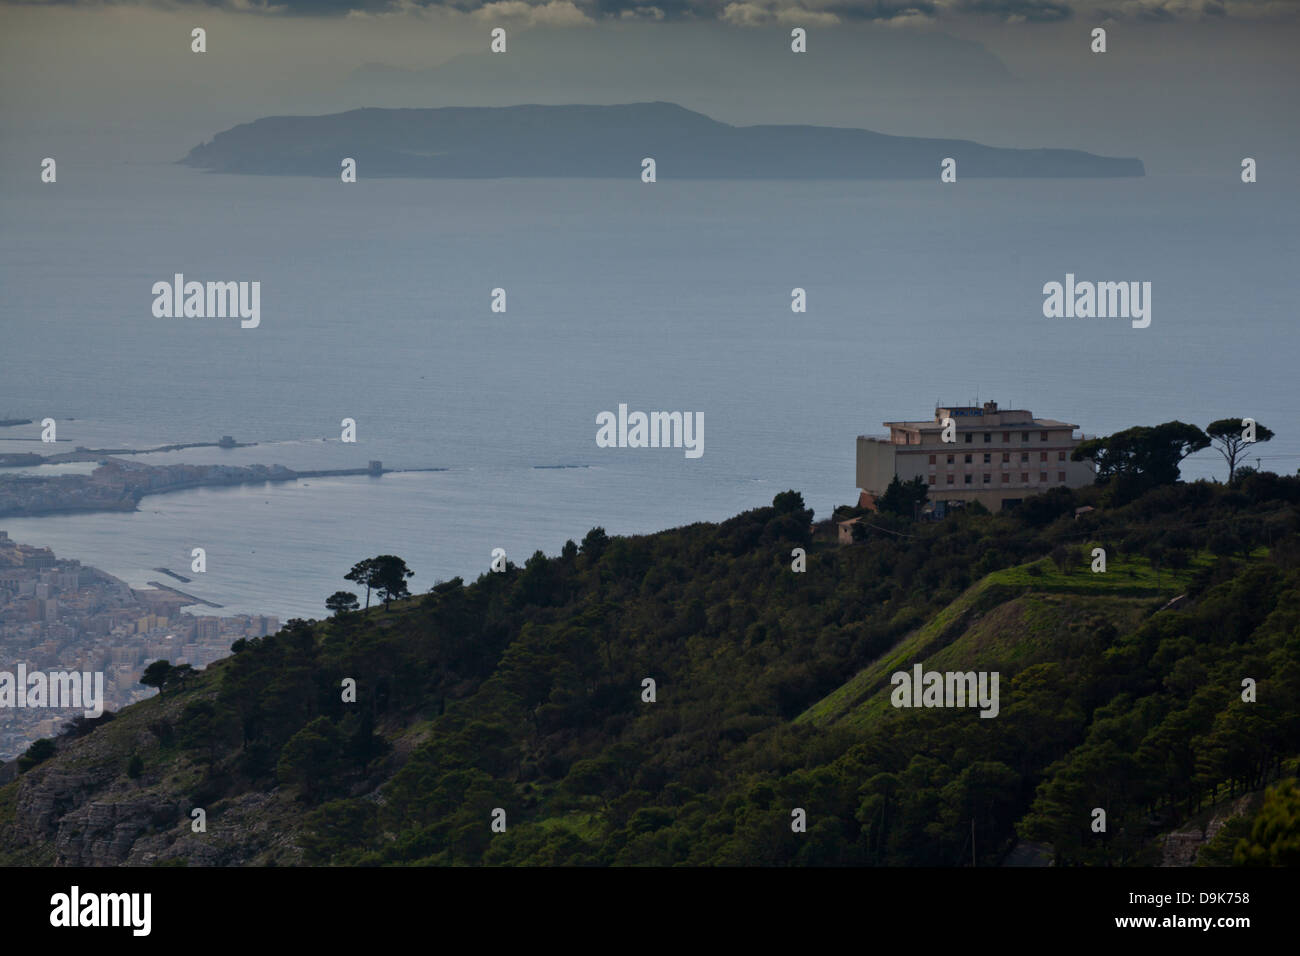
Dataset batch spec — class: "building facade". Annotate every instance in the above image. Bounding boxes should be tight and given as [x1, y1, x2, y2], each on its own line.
[857, 401, 1096, 512]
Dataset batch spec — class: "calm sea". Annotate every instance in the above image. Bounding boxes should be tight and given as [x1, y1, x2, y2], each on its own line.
[1, 164, 1296, 618]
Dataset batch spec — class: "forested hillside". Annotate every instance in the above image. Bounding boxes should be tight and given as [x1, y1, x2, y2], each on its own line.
[2, 473, 1298, 866]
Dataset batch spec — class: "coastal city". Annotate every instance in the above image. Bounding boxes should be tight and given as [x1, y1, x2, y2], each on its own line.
[0, 530, 278, 762]
[0, 425, 409, 761]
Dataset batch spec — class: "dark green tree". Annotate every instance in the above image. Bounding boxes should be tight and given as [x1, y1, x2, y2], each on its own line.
[1209, 530, 1244, 558]
[1073, 421, 1209, 487]
[1206, 418, 1274, 484]
[772, 490, 808, 515]
[276, 716, 346, 802]
[140, 660, 173, 695]
[581, 527, 609, 559]
[326, 590, 360, 616]
[17, 738, 56, 773]
[876, 475, 928, 519]
[344, 558, 377, 609]
[1146, 542, 1167, 585]
[165, 664, 196, 692]
[1051, 544, 1071, 573]
[369, 555, 414, 609]
[178, 699, 239, 766]
[1234, 778, 1300, 866]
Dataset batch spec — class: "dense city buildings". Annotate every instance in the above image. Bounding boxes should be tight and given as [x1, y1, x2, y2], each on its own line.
[0, 530, 277, 760]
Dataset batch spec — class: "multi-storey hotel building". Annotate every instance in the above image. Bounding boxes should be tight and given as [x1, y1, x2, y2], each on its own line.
[856, 401, 1096, 512]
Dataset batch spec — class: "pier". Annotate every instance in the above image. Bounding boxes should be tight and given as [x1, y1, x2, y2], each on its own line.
[144, 581, 224, 608]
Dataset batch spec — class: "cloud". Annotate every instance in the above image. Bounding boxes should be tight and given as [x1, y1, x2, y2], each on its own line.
[470, 0, 591, 22]
[1084, 0, 1298, 18]
[952, 0, 1070, 23]
[720, 2, 837, 25]
[1, 0, 1294, 22]
[720, 1, 940, 25]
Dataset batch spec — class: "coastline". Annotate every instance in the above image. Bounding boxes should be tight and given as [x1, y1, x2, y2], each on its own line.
[0, 457, 448, 520]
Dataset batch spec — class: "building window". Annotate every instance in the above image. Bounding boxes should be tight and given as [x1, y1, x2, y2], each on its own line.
[1001, 474, 1010, 483]
[1039, 471, 1047, 482]
[947, 475, 954, 485]
[983, 432, 991, 443]
[946, 455, 954, 465]
[1057, 471, 1066, 482]
[1020, 452, 1029, 462]
[1020, 472, 1029, 482]
[928, 475, 936, 485]
[964, 433, 973, 443]
[982, 474, 991, 484]
[1040, 432, 1048, 441]
[1021, 431, 1029, 442]
[964, 454, 972, 464]
[983, 453, 991, 464]
[929, 454, 936, 464]
[964, 475, 972, 485]
[1058, 451, 1066, 461]
[1002, 452, 1010, 463]
[1040, 451, 1047, 462]
[1002, 431, 1010, 442]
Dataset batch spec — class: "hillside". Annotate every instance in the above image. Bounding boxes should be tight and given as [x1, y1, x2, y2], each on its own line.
[180, 102, 1145, 179]
[2, 476, 1298, 866]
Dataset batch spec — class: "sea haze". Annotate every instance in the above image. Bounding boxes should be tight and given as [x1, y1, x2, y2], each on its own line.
[1, 163, 1295, 619]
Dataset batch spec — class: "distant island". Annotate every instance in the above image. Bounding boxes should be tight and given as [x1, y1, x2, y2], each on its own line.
[181, 102, 1144, 180]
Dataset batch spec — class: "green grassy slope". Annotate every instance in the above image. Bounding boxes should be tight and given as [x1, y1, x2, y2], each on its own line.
[797, 551, 1198, 729]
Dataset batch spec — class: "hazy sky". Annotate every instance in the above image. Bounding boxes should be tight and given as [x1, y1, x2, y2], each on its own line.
[1, 0, 1297, 174]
